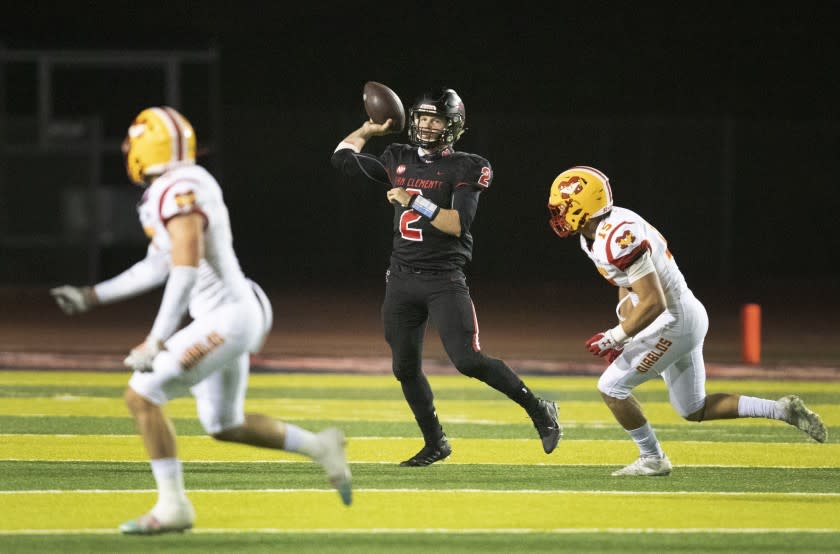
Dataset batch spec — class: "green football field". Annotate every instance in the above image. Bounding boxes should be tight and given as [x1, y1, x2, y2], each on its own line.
[1, 370, 838, 553]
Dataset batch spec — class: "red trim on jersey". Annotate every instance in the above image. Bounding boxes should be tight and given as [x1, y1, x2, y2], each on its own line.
[470, 300, 481, 352]
[158, 179, 206, 227]
[462, 181, 488, 190]
[612, 241, 650, 271]
[158, 181, 180, 218]
[605, 222, 650, 270]
[455, 181, 487, 190]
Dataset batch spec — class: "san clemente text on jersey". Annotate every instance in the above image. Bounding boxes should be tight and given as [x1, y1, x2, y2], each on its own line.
[393, 176, 443, 189]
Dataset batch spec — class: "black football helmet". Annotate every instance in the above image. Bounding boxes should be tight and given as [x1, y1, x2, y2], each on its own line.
[408, 88, 466, 149]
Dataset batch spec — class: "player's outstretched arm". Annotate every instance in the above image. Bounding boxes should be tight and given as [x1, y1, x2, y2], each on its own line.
[51, 246, 171, 316]
[95, 248, 171, 305]
[50, 285, 98, 315]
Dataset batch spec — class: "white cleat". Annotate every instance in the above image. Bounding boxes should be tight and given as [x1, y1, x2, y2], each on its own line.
[316, 427, 353, 506]
[611, 455, 672, 476]
[119, 500, 195, 535]
[778, 395, 827, 443]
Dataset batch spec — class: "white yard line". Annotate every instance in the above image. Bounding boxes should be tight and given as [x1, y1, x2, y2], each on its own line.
[2, 488, 839, 497]
[1, 527, 838, 535]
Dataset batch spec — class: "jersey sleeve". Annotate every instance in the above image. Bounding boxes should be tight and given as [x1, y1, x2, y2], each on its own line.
[158, 180, 208, 226]
[450, 154, 491, 233]
[452, 186, 481, 233]
[330, 146, 393, 186]
[456, 155, 493, 191]
[604, 220, 651, 271]
[625, 250, 656, 283]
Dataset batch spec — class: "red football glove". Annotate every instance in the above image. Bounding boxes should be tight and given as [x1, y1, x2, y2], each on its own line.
[585, 326, 629, 360]
[606, 345, 624, 363]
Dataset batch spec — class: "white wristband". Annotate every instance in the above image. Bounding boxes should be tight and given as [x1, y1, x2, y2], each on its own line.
[609, 323, 630, 344]
[150, 265, 198, 341]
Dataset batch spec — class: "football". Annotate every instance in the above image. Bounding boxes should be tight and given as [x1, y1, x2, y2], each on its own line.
[363, 81, 405, 133]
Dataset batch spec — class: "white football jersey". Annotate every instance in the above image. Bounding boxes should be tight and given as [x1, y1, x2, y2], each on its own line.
[137, 164, 253, 319]
[580, 206, 689, 304]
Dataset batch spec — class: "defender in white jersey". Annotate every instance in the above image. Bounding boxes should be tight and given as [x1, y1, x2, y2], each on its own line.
[546, 166, 826, 476]
[51, 106, 352, 533]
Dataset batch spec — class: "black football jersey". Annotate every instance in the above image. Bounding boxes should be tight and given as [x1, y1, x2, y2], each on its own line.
[379, 144, 492, 270]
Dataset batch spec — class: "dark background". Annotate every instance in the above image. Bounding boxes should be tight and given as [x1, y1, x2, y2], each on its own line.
[1, 1, 838, 312]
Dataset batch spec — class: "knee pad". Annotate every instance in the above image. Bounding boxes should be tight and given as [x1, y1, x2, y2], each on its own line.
[202, 415, 245, 436]
[674, 395, 707, 420]
[597, 371, 632, 400]
[126, 351, 185, 406]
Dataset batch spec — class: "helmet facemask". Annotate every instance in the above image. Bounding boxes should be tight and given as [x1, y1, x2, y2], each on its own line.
[408, 111, 463, 149]
[408, 89, 466, 150]
[548, 200, 577, 238]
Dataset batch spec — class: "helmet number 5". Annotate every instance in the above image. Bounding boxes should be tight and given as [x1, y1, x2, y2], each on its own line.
[399, 188, 423, 241]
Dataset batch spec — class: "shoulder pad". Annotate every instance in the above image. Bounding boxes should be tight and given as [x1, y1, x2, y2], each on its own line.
[158, 179, 204, 223]
[603, 221, 650, 271]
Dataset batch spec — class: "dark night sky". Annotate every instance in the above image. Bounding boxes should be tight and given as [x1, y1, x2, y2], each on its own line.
[2, 1, 839, 297]
[5, 1, 838, 117]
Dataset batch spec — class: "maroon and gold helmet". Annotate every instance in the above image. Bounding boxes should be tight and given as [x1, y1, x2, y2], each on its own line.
[122, 106, 196, 185]
[547, 166, 613, 237]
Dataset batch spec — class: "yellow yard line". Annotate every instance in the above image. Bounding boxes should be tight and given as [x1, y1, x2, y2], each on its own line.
[0, 371, 398, 389]
[1, 435, 836, 467]
[3, 370, 839, 393]
[1, 397, 838, 428]
[1, 490, 838, 531]
[0, 371, 601, 391]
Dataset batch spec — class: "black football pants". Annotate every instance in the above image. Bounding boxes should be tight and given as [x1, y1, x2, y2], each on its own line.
[382, 265, 537, 444]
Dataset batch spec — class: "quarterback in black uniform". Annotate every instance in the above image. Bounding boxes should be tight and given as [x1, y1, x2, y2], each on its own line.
[331, 88, 561, 466]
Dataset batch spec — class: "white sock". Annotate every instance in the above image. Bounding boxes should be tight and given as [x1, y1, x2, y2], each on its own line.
[737, 396, 783, 419]
[283, 424, 323, 458]
[150, 458, 187, 507]
[627, 422, 665, 458]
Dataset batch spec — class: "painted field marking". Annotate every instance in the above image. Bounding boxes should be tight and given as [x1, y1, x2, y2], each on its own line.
[3, 488, 840, 496]
[2, 397, 838, 427]
[3, 371, 839, 394]
[1, 490, 838, 531]
[1, 435, 836, 467]
[1, 527, 839, 536]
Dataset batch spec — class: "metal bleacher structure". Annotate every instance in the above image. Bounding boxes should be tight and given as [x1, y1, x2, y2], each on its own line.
[0, 47, 220, 286]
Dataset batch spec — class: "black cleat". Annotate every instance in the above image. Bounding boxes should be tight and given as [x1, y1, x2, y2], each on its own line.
[528, 399, 562, 454]
[399, 435, 452, 467]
